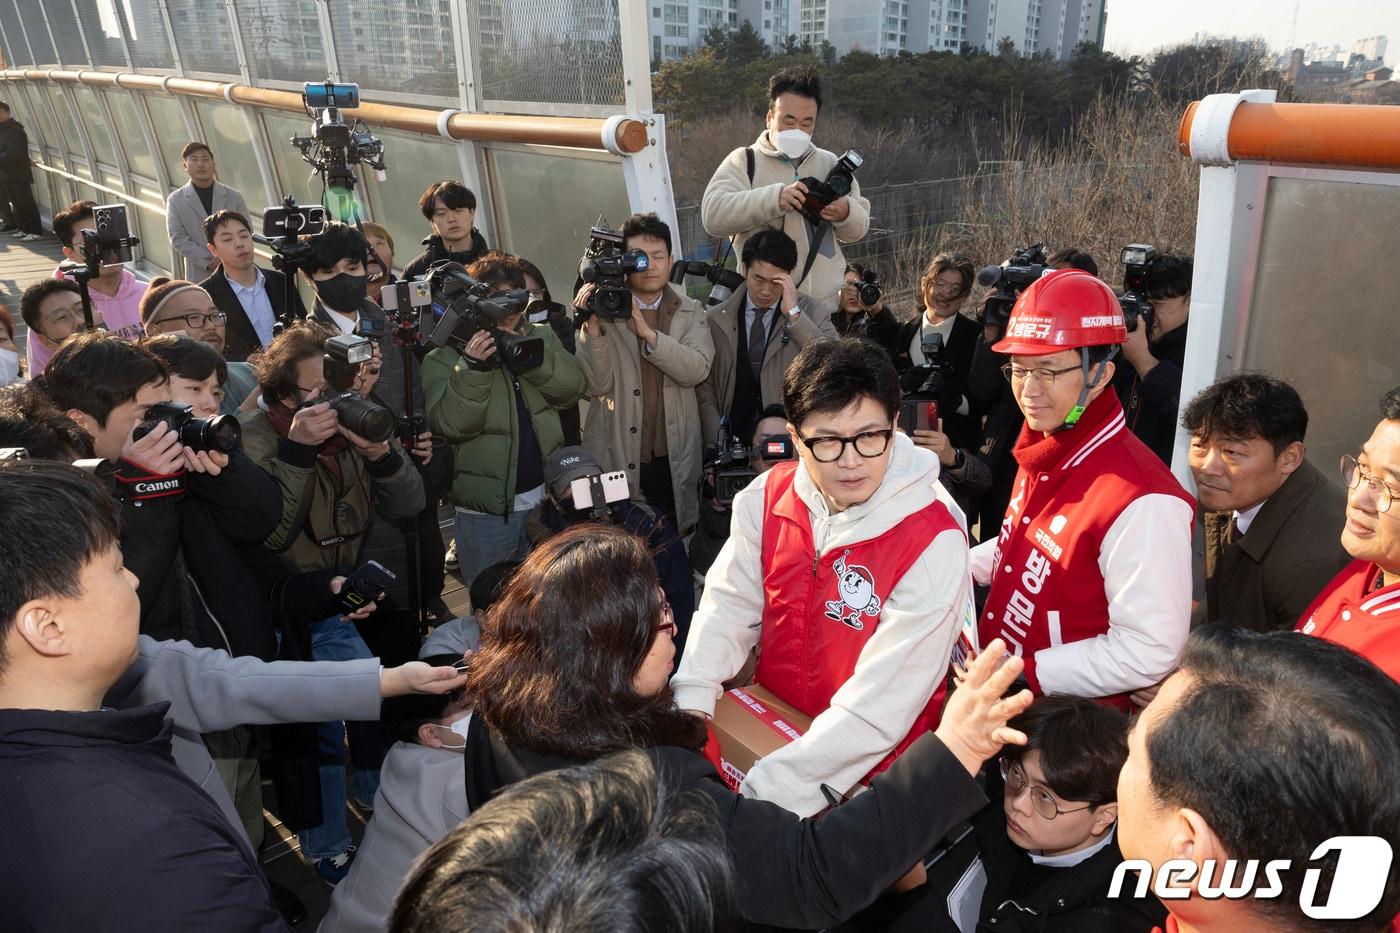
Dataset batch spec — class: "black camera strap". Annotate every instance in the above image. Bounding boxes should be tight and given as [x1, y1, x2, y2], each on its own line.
[740, 145, 826, 289]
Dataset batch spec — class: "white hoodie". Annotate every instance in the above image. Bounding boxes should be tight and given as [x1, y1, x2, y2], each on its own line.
[671, 432, 975, 817]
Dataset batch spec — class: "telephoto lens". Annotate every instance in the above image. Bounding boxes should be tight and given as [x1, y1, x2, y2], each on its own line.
[180, 414, 241, 453]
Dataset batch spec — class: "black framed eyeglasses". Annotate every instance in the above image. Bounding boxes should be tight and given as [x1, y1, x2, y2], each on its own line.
[154, 310, 227, 330]
[1342, 455, 1397, 514]
[1000, 758, 1093, 821]
[797, 429, 892, 463]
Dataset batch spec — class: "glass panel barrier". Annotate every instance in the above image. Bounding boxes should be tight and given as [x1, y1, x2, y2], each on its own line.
[486, 146, 630, 301]
[190, 99, 270, 220]
[326, 0, 459, 101]
[1242, 173, 1400, 488]
[14, 0, 56, 64]
[165, 0, 240, 75]
[71, 86, 117, 162]
[235, 0, 327, 84]
[144, 94, 191, 186]
[71, 0, 128, 67]
[0, 0, 34, 66]
[103, 90, 158, 178]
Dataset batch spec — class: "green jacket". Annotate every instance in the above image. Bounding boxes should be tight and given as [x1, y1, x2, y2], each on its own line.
[422, 324, 585, 515]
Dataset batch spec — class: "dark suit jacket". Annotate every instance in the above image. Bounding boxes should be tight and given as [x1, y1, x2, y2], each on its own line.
[200, 265, 306, 362]
[1203, 458, 1350, 632]
[891, 309, 982, 451]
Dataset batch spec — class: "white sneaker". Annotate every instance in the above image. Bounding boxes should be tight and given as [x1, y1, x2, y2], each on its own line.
[444, 539, 459, 571]
[19, 232, 44, 241]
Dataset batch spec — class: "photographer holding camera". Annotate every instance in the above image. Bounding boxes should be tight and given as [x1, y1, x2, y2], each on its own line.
[696, 228, 836, 446]
[701, 67, 870, 312]
[834, 261, 901, 355]
[575, 213, 714, 535]
[423, 253, 584, 589]
[1112, 251, 1193, 465]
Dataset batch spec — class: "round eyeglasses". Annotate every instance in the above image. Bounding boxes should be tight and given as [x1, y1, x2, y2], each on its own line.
[1000, 758, 1093, 821]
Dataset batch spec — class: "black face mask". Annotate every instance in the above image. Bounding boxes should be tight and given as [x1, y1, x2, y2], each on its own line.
[314, 273, 368, 313]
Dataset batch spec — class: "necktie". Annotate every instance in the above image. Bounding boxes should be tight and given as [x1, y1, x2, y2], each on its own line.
[748, 307, 770, 376]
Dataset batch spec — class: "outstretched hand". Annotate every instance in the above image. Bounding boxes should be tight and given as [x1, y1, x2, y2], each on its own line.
[379, 659, 471, 698]
[935, 639, 1034, 776]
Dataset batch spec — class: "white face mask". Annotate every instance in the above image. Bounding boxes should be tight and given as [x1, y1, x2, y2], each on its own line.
[0, 347, 19, 387]
[431, 714, 472, 751]
[775, 128, 811, 160]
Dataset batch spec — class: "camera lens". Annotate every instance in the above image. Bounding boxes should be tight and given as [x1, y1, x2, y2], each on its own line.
[331, 394, 396, 443]
[180, 414, 241, 453]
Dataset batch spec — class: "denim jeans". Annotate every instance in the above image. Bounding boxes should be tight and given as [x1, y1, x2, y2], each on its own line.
[297, 615, 382, 860]
[454, 508, 532, 591]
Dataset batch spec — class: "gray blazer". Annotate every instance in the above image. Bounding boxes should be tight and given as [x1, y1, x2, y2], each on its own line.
[104, 635, 383, 841]
[165, 180, 249, 281]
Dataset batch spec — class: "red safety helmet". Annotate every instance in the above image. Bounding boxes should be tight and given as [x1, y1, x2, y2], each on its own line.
[991, 269, 1127, 356]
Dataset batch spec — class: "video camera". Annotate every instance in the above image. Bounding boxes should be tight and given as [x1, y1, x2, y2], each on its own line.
[318, 333, 397, 442]
[291, 81, 387, 191]
[670, 258, 745, 306]
[577, 224, 649, 321]
[1118, 243, 1157, 335]
[700, 425, 795, 510]
[899, 332, 950, 434]
[132, 401, 241, 453]
[425, 263, 541, 371]
[851, 266, 882, 307]
[798, 149, 864, 225]
[976, 243, 1048, 330]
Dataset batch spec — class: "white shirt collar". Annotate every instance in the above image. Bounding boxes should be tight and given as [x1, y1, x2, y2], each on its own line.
[636, 294, 663, 311]
[1027, 824, 1116, 868]
[228, 266, 265, 296]
[1233, 500, 1266, 536]
[323, 305, 357, 334]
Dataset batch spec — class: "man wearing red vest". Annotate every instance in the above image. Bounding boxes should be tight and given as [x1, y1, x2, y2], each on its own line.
[1297, 386, 1400, 682]
[971, 270, 1194, 703]
[672, 338, 975, 817]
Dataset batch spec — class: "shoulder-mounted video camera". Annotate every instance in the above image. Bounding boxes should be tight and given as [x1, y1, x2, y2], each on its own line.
[1118, 243, 1157, 335]
[977, 243, 1048, 331]
[425, 263, 541, 372]
[671, 258, 745, 306]
[577, 224, 649, 321]
[798, 148, 864, 225]
[699, 426, 794, 510]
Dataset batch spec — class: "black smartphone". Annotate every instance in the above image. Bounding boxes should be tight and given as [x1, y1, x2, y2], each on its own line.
[338, 559, 396, 613]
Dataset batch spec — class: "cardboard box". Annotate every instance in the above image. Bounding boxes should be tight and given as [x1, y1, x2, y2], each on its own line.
[711, 684, 812, 792]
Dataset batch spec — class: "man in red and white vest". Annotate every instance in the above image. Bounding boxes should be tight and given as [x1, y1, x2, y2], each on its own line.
[672, 338, 976, 817]
[1297, 387, 1400, 682]
[970, 270, 1194, 705]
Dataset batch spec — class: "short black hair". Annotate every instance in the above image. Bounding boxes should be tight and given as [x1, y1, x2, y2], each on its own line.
[784, 338, 900, 429]
[390, 749, 734, 933]
[181, 141, 212, 160]
[203, 209, 251, 244]
[768, 66, 822, 110]
[141, 333, 228, 386]
[0, 384, 94, 460]
[741, 229, 797, 273]
[1048, 248, 1099, 277]
[1182, 372, 1308, 455]
[1145, 253, 1193, 300]
[1147, 625, 1400, 931]
[0, 101, 10, 114]
[19, 278, 80, 332]
[44, 332, 168, 428]
[418, 180, 477, 221]
[0, 460, 121, 675]
[843, 261, 866, 277]
[302, 222, 369, 275]
[52, 200, 96, 247]
[1381, 386, 1400, 421]
[1003, 696, 1127, 806]
[469, 560, 519, 617]
[622, 212, 672, 256]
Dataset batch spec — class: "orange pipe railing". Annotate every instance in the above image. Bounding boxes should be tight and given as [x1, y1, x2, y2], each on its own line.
[0, 70, 647, 154]
[1178, 99, 1400, 168]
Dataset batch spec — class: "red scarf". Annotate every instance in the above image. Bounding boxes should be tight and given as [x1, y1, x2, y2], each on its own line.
[1011, 386, 1124, 474]
[264, 400, 351, 481]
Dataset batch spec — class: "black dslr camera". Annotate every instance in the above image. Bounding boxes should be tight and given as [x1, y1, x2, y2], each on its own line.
[798, 149, 864, 225]
[320, 334, 397, 443]
[977, 244, 1048, 330]
[670, 258, 745, 306]
[132, 402, 241, 453]
[577, 225, 649, 321]
[854, 267, 882, 306]
[426, 263, 542, 372]
[1118, 244, 1157, 335]
[899, 333, 951, 434]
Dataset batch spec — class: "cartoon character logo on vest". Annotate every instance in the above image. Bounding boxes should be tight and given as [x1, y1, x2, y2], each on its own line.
[825, 551, 882, 630]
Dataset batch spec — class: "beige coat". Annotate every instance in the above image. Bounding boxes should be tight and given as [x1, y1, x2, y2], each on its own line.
[697, 287, 837, 442]
[577, 285, 715, 533]
[701, 130, 871, 313]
